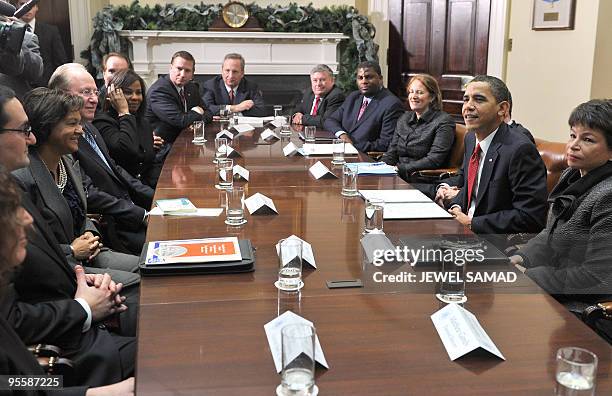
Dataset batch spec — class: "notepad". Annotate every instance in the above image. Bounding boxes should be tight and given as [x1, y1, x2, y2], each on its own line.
[155, 198, 197, 214]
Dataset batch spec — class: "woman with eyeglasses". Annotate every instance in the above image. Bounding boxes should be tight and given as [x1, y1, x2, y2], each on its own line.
[93, 69, 162, 188]
[13, 88, 140, 312]
[381, 74, 455, 181]
[0, 168, 135, 396]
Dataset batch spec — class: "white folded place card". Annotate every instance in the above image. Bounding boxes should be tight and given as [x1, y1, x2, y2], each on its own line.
[269, 117, 286, 128]
[260, 128, 280, 141]
[264, 311, 329, 373]
[275, 235, 317, 269]
[149, 207, 224, 217]
[431, 303, 505, 361]
[231, 123, 255, 133]
[233, 164, 250, 181]
[218, 144, 241, 158]
[283, 142, 304, 157]
[309, 161, 337, 180]
[216, 129, 234, 140]
[244, 192, 278, 215]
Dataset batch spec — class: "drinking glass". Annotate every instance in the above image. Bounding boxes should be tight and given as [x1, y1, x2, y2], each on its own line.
[280, 124, 292, 136]
[436, 255, 468, 304]
[225, 186, 246, 226]
[555, 347, 597, 396]
[280, 324, 316, 395]
[341, 164, 358, 197]
[304, 126, 316, 144]
[192, 120, 205, 144]
[274, 105, 283, 119]
[219, 108, 230, 121]
[216, 158, 234, 190]
[332, 138, 345, 165]
[214, 137, 228, 163]
[276, 238, 303, 291]
[364, 198, 384, 234]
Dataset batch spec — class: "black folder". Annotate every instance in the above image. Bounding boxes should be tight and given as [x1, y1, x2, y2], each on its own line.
[139, 239, 255, 276]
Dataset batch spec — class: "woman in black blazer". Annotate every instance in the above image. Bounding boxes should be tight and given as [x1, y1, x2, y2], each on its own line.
[93, 69, 161, 188]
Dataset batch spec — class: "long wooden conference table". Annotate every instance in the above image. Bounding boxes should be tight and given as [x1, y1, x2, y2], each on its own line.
[136, 123, 611, 395]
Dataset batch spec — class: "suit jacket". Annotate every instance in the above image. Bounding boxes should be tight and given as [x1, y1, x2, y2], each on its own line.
[448, 122, 548, 236]
[145, 75, 213, 143]
[294, 86, 345, 129]
[0, 30, 43, 99]
[32, 21, 69, 87]
[324, 88, 404, 152]
[202, 75, 267, 117]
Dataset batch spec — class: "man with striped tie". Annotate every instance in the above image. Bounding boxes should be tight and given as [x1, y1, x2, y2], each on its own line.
[324, 61, 404, 153]
[292, 64, 345, 130]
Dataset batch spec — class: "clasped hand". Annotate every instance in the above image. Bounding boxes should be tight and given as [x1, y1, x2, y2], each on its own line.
[71, 231, 102, 261]
[75, 265, 128, 322]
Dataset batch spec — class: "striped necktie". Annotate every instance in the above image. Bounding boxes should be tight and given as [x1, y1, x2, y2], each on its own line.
[83, 129, 112, 171]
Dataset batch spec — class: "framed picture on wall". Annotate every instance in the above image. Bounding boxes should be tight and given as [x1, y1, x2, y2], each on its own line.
[532, 0, 576, 30]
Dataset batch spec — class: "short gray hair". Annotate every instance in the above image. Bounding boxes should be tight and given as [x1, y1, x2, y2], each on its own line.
[48, 63, 89, 90]
[310, 64, 334, 78]
[223, 53, 245, 71]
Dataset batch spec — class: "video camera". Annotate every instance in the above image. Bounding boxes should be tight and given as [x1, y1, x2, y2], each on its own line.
[0, 0, 39, 54]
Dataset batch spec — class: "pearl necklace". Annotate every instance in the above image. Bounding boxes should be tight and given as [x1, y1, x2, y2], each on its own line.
[41, 157, 68, 193]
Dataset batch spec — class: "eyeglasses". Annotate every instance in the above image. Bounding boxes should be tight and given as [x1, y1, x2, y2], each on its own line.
[78, 89, 100, 97]
[0, 125, 32, 137]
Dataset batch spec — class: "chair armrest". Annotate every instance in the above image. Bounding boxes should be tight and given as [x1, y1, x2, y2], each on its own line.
[28, 344, 62, 358]
[366, 152, 384, 161]
[583, 302, 612, 323]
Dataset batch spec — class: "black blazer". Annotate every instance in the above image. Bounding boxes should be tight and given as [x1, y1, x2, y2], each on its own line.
[324, 88, 404, 152]
[32, 21, 69, 87]
[93, 111, 158, 186]
[202, 76, 267, 117]
[293, 86, 345, 129]
[145, 75, 212, 143]
[448, 123, 548, 235]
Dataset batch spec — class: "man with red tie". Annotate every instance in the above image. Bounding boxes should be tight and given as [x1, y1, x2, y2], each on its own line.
[443, 75, 547, 245]
[324, 61, 404, 152]
[292, 64, 345, 129]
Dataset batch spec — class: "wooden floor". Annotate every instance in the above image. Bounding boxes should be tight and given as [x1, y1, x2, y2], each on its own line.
[136, 123, 612, 395]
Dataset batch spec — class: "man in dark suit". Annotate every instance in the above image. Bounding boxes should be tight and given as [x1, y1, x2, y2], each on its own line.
[442, 75, 547, 243]
[202, 53, 266, 117]
[0, 87, 135, 386]
[146, 51, 212, 143]
[14, 0, 69, 87]
[292, 64, 345, 129]
[48, 63, 151, 255]
[324, 61, 404, 152]
[96, 52, 132, 112]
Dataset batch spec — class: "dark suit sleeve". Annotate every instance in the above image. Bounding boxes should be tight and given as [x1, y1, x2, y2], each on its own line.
[1, 286, 85, 349]
[93, 113, 142, 165]
[202, 81, 222, 116]
[242, 86, 267, 117]
[364, 98, 405, 152]
[471, 142, 547, 234]
[324, 101, 347, 134]
[380, 114, 405, 166]
[398, 116, 455, 176]
[301, 89, 345, 129]
[148, 84, 207, 132]
[81, 166, 146, 231]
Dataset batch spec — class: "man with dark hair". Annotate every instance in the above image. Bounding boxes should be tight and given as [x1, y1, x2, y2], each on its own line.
[0, 85, 136, 387]
[13, 0, 68, 87]
[292, 64, 345, 129]
[146, 50, 212, 143]
[96, 52, 132, 111]
[437, 75, 548, 245]
[324, 61, 404, 152]
[202, 53, 266, 117]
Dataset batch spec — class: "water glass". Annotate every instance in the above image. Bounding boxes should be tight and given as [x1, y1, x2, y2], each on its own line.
[192, 120, 205, 144]
[341, 164, 358, 197]
[225, 186, 246, 226]
[280, 124, 292, 136]
[232, 112, 239, 126]
[555, 347, 597, 396]
[436, 254, 468, 304]
[216, 158, 234, 190]
[277, 238, 303, 291]
[364, 198, 384, 234]
[274, 105, 283, 119]
[280, 324, 316, 395]
[277, 289, 302, 316]
[214, 137, 228, 163]
[332, 138, 345, 165]
[304, 126, 316, 144]
[219, 108, 230, 121]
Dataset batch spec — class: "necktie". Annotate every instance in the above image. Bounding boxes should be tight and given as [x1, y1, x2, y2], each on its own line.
[357, 99, 369, 121]
[311, 97, 321, 116]
[228, 89, 235, 105]
[83, 130, 112, 171]
[26, 24, 32, 32]
[466, 143, 481, 211]
[179, 89, 187, 112]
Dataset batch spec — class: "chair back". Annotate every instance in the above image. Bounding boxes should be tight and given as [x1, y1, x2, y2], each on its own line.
[535, 138, 568, 193]
[447, 123, 467, 168]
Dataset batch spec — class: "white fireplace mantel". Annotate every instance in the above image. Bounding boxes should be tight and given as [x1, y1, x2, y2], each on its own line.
[118, 30, 349, 86]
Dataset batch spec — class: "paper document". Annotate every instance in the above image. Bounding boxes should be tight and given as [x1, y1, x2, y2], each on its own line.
[359, 189, 431, 203]
[345, 162, 397, 175]
[155, 198, 197, 214]
[383, 202, 453, 219]
[431, 303, 505, 361]
[231, 124, 255, 133]
[264, 311, 329, 373]
[303, 143, 358, 156]
[145, 237, 242, 265]
[149, 207, 223, 217]
[237, 116, 275, 126]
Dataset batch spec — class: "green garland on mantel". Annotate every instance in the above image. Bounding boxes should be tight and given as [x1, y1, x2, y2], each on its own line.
[83, 0, 378, 91]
